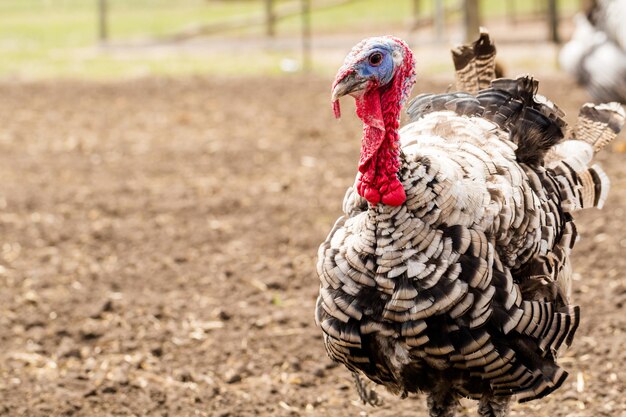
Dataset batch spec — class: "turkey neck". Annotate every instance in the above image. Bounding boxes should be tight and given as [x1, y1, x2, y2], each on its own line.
[355, 85, 406, 207]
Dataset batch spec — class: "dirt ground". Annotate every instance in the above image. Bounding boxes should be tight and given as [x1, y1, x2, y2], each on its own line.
[0, 74, 624, 417]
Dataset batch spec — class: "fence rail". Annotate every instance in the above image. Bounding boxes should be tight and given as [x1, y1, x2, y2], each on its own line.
[95, 0, 567, 72]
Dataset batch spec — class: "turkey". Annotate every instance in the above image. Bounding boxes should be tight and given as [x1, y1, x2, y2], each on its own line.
[316, 31, 624, 417]
[560, 0, 626, 102]
[585, 0, 626, 50]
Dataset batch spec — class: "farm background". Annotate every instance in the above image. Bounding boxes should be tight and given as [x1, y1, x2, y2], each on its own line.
[1, 0, 580, 79]
[0, 1, 625, 417]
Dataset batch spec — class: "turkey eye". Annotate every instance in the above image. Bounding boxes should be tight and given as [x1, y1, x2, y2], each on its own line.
[369, 52, 383, 67]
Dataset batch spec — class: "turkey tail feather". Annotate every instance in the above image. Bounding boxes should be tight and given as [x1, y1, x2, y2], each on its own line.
[452, 28, 497, 95]
[547, 102, 624, 211]
[477, 77, 567, 165]
[407, 76, 568, 166]
[574, 102, 625, 152]
[581, 164, 610, 209]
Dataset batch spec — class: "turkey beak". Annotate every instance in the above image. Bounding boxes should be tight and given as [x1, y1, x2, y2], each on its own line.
[331, 71, 368, 118]
[331, 72, 368, 102]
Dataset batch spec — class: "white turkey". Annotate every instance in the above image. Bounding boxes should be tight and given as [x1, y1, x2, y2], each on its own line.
[560, 0, 626, 102]
[316, 31, 624, 417]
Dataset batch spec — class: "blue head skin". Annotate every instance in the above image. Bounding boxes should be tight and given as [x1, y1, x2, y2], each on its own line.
[354, 44, 396, 87]
[331, 36, 415, 117]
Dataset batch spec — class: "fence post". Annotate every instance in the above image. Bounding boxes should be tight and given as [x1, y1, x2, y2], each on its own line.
[506, 0, 517, 25]
[98, 0, 108, 43]
[433, 0, 445, 42]
[265, 0, 275, 37]
[464, 0, 480, 43]
[301, 0, 312, 72]
[412, 0, 421, 22]
[547, 0, 560, 43]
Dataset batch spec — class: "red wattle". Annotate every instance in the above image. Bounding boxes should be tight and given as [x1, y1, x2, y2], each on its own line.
[381, 179, 406, 206]
[357, 180, 381, 205]
[354, 88, 406, 207]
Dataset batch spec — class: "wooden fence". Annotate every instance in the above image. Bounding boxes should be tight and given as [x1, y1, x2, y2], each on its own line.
[96, 0, 564, 71]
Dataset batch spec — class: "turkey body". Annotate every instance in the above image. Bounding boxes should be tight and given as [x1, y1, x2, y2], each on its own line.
[317, 33, 623, 416]
[316, 81, 619, 405]
[560, 1, 626, 102]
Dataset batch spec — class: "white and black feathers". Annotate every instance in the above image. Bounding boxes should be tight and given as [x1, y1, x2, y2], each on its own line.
[316, 32, 624, 416]
[560, 0, 626, 102]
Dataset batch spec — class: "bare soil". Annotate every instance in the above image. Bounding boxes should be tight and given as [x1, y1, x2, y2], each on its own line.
[0, 75, 624, 417]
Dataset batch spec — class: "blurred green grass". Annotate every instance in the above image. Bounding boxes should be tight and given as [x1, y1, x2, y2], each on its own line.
[0, 0, 580, 80]
[0, 0, 265, 79]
